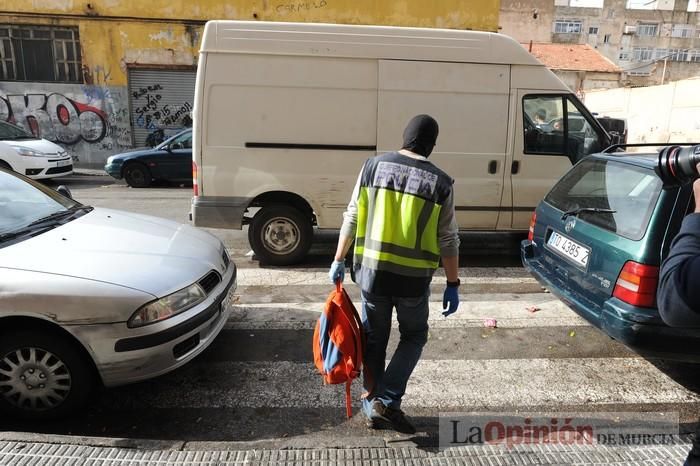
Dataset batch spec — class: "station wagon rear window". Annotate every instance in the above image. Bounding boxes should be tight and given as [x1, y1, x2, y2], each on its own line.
[544, 159, 662, 240]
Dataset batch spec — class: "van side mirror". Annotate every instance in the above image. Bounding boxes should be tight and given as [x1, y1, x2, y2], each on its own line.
[56, 185, 72, 199]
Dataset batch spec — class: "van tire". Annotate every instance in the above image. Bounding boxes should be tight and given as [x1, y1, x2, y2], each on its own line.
[123, 162, 152, 188]
[248, 205, 313, 265]
[0, 329, 94, 420]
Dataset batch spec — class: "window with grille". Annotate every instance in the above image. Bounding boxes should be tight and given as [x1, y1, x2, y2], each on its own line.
[589, 26, 599, 34]
[671, 24, 695, 38]
[655, 48, 669, 60]
[669, 48, 689, 61]
[554, 20, 583, 34]
[691, 50, 700, 62]
[0, 25, 82, 83]
[636, 23, 658, 36]
[632, 47, 654, 61]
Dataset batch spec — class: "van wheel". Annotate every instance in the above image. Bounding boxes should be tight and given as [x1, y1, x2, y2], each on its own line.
[0, 329, 94, 420]
[123, 163, 152, 188]
[248, 205, 313, 265]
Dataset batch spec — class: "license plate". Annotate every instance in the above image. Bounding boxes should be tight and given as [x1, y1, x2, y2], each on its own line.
[546, 230, 590, 268]
[57, 159, 71, 167]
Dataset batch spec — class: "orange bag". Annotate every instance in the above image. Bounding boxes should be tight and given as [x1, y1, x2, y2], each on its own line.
[313, 283, 365, 418]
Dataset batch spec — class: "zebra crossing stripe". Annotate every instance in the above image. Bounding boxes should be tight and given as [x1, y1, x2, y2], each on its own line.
[100, 359, 700, 410]
[226, 299, 587, 329]
[235, 268, 536, 287]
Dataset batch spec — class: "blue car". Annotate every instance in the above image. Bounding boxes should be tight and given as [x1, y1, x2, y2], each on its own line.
[521, 145, 700, 361]
[104, 129, 192, 188]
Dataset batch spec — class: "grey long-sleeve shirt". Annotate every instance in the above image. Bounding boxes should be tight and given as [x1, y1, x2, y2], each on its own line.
[339, 150, 460, 257]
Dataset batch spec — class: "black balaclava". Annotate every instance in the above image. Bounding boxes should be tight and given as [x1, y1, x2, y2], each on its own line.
[401, 114, 439, 157]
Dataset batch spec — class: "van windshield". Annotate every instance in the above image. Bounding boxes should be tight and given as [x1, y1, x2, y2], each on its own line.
[544, 159, 662, 240]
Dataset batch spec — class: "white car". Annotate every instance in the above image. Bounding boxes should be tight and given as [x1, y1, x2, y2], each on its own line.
[0, 167, 236, 419]
[0, 121, 73, 179]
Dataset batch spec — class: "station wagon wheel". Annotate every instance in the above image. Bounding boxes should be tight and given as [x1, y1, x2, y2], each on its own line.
[0, 330, 94, 420]
[123, 162, 152, 188]
[248, 205, 313, 265]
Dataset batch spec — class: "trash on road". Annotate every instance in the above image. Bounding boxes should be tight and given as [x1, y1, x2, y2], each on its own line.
[526, 306, 541, 313]
[484, 318, 497, 328]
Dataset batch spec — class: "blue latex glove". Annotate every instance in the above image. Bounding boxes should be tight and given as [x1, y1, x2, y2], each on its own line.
[442, 286, 459, 317]
[329, 260, 345, 284]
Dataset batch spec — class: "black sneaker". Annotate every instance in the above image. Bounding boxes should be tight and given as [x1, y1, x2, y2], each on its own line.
[366, 400, 416, 434]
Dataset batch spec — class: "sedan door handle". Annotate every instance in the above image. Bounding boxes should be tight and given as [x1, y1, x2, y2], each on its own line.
[488, 160, 498, 174]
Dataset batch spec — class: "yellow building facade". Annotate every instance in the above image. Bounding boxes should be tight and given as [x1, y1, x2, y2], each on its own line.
[0, 1, 499, 166]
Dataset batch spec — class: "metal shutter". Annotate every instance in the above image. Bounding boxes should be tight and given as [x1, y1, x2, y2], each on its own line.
[128, 68, 196, 147]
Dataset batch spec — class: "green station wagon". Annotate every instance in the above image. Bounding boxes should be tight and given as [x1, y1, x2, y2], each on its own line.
[521, 145, 700, 361]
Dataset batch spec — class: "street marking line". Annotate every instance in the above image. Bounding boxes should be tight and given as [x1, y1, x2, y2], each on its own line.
[225, 300, 587, 329]
[98, 358, 700, 409]
[235, 268, 537, 287]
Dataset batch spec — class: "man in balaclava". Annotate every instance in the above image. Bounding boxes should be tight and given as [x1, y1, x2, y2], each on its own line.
[329, 114, 461, 434]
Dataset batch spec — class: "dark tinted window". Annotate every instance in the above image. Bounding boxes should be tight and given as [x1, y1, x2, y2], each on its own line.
[0, 121, 33, 140]
[0, 25, 82, 83]
[545, 159, 662, 240]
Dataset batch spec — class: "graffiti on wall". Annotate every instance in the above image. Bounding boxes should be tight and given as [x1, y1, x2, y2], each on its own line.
[0, 93, 109, 145]
[0, 84, 133, 166]
[131, 83, 192, 133]
[275, 0, 328, 13]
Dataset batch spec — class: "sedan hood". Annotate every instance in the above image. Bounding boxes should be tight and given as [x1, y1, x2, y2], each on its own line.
[110, 148, 159, 160]
[0, 208, 227, 297]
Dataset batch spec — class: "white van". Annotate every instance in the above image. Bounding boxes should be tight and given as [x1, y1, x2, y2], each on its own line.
[191, 21, 611, 265]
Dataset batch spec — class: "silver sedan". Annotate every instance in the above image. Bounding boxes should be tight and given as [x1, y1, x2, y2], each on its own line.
[0, 167, 236, 419]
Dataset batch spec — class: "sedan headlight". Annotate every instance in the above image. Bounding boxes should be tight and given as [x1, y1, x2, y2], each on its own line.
[128, 283, 206, 328]
[12, 146, 47, 157]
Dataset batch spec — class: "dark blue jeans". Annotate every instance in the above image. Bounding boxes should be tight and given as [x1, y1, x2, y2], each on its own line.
[360, 289, 430, 414]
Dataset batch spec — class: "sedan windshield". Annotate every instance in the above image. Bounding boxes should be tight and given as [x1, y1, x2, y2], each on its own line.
[0, 121, 35, 140]
[0, 170, 83, 240]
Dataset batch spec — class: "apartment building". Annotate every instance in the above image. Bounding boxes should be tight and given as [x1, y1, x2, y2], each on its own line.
[500, 0, 700, 87]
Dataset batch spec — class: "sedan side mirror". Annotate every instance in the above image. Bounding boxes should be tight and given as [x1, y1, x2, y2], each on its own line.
[56, 185, 72, 199]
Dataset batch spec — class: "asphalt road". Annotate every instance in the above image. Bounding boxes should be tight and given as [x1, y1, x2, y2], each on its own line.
[3, 174, 700, 448]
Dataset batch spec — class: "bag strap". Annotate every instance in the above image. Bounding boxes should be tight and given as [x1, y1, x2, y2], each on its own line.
[345, 380, 352, 418]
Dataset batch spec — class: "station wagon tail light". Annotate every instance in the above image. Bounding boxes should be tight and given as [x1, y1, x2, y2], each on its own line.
[192, 161, 198, 196]
[528, 211, 537, 241]
[613, 261, 659, 308]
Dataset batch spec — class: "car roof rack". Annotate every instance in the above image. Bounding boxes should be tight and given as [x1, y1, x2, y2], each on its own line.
[603, 142, 700, 153]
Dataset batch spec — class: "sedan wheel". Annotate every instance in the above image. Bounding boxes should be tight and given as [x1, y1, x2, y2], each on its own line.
[123, 163, 152, 188]
[0, 330, 93, 419]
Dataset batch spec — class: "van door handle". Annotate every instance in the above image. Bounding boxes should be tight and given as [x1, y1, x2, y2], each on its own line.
[488, 160, 498, 174]
[511, 160, 520, 174]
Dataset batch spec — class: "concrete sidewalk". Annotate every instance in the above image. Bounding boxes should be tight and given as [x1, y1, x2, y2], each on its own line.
[73, 167, 109, 176]
[0, 432, 691, 465]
